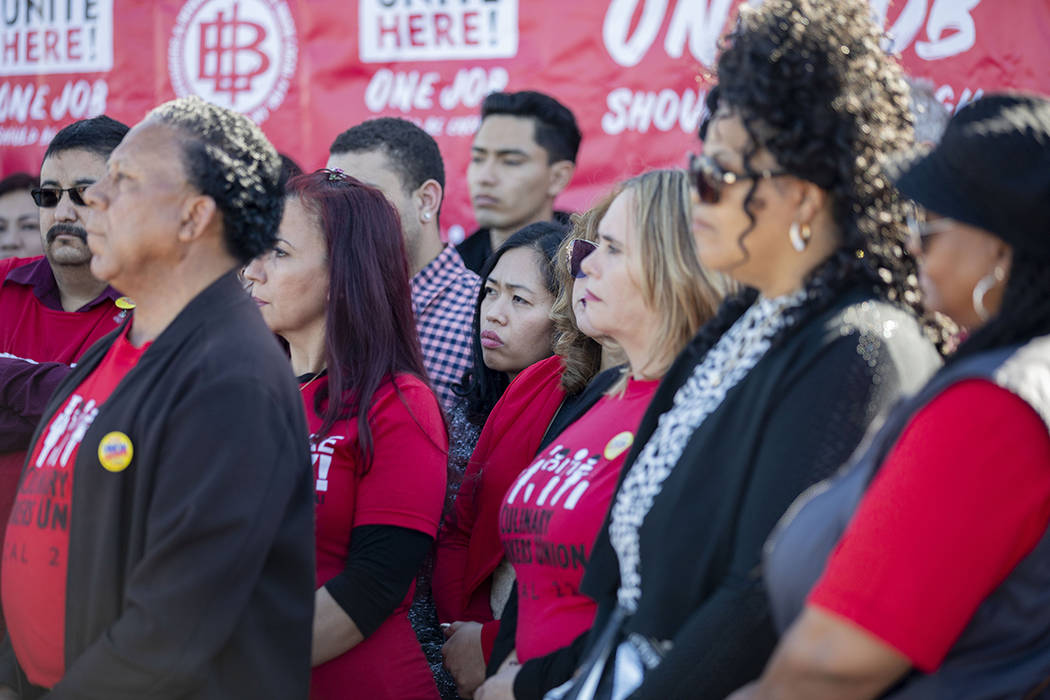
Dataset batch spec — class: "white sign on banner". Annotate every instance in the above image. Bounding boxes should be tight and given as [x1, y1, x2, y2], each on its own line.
[0, 0, 115, 76]
[359, 0, 518, 62]
[168, 0, 298, 124]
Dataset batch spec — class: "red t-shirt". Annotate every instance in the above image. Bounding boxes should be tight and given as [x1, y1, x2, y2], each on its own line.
[810, 379, 1050, 672]
[304, 373, 447, 700]
[0, 257, 125, 363]
[0, 257, 125, 632]
[500, 377, 658, 661]
[2, 325, 148, 688]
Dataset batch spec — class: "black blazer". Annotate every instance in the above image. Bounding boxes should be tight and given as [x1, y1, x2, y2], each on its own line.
[515, 288, 943, 699]
[0, 272, 315, 699]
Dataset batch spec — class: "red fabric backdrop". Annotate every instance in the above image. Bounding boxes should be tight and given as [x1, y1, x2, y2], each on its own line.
[2, 0, 1048, 241]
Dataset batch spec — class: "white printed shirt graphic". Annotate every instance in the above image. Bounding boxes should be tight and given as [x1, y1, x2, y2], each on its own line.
[310, 435, 345, 494]
[505, 445, 600, 512]
[35, 394, 99, 470]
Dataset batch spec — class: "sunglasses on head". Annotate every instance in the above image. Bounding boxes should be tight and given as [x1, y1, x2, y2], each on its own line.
[31, 186, 90, 208]
[567, 238, 597, 279]
[687, 153, 788, 204]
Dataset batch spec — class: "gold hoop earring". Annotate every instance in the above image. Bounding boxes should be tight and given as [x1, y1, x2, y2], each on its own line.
[789, 222, 811, 253]
[972, 265, 1006, 322]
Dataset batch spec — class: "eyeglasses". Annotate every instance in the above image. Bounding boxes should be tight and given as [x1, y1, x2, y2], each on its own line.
[31, 186, 90, 208]
[567, 238, 597, 279]
[687, 153, 787, 204]
[905, 211, 955, 253]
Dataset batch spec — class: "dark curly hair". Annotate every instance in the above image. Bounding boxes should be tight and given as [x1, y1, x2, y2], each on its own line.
[148, 96, 284, 264]
[696, 0, 952, 356]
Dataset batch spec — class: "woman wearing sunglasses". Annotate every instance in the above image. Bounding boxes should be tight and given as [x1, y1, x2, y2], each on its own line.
[436, 208, 626, 698]
[731, 93, 1050, 700]
[491, 3, 950, 700]
[243, 170, 448, 700]
[473, 169, 726, 700]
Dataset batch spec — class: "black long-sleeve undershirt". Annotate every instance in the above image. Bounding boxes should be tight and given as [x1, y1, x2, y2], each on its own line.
[324, 524, 434, 637]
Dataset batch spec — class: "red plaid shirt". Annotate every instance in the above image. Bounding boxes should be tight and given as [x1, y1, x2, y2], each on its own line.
[411, 246, 481, 410]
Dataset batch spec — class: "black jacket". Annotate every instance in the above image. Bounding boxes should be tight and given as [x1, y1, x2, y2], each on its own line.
[515, 289, 942, 699]
[0, 272, 315, 699]
[455, 212, 573, 275]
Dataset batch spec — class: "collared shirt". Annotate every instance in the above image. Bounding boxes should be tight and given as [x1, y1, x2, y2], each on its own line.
[5, 256, 121, 312]
[411, 245, 481, 410]
[0, 256, 125, 425]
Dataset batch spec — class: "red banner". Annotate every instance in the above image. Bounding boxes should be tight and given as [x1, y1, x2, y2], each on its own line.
[2, 0, 1048, 241]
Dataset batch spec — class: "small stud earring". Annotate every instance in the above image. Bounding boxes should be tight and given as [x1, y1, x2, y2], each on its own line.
[423, 212, 432, 221]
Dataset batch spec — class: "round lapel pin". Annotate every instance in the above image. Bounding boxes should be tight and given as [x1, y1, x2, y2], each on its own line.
[98, 432, 134, 472]
[603, 431, 634, 461]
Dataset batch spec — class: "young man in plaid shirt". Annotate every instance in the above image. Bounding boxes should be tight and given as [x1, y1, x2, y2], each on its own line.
[328, 119, 481, 409]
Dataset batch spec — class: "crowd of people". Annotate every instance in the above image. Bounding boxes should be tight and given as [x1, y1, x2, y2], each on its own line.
[0, 0, 1048, 698]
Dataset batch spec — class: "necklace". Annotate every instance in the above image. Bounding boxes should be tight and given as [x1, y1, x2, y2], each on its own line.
[298, 370, 325, 393]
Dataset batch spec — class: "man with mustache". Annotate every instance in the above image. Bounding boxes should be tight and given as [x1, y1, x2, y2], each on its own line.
[0, 117, 130, 631]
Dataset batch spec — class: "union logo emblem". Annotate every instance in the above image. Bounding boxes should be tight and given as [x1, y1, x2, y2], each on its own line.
[168, 0, 298, 124]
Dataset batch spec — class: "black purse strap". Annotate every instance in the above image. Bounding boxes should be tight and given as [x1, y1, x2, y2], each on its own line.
[555, 606, 629, 700]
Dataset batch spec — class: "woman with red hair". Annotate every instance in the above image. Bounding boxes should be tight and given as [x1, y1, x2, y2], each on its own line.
[244, 170, 447, 699]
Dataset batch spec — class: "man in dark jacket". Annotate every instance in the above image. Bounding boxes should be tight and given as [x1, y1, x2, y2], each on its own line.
[0, 97, 315, 699]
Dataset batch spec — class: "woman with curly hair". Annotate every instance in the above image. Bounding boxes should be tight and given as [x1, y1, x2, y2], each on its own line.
[478, 2, 949, 699]
[731, 93, 1050, 700]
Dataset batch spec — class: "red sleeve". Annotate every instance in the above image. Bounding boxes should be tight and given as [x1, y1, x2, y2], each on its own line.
[809, 379, 1050, 672]
[433, 355, 565, 623]
[353, 375, 448, 536]
[480, 619, 500, 663]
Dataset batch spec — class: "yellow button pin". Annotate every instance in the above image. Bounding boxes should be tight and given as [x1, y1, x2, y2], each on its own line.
[114, 297, 136, 310]
[603, 431, 634, 461]
[98, 432, 134, 472]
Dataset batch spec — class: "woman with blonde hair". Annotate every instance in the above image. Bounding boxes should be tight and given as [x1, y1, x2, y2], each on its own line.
[471, 169, 727, 699]
[436, 200, 623, 699]
[439, 170, 724, 697]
